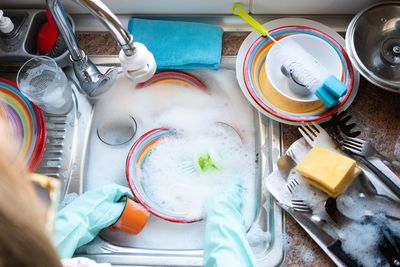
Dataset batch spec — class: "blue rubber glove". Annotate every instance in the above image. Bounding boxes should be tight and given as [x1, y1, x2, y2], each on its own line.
[54, 183, 131, 259]
[204, 178, 257, 267]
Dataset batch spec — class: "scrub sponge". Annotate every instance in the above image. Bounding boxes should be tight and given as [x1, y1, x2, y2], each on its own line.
[296, 146, 359, 197]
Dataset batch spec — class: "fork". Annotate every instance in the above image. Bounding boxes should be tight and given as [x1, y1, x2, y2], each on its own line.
[291, 199, 312, 213]
[298, 122, 336, 149]
[299, 122, 400, 200]
[341, 136, 393, 163]
[340, 136, 400, 199]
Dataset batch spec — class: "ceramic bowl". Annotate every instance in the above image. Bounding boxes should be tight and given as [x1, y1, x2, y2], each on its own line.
[265, 33, 343, 102]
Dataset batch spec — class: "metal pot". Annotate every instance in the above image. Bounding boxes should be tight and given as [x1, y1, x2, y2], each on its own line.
[346, 1, 400, 93]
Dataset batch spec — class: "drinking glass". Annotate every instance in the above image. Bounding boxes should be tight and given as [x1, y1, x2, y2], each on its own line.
[17, 56, 73, 114]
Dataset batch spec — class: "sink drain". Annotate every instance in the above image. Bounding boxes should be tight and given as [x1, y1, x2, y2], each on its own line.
[97, 115, 137, 146]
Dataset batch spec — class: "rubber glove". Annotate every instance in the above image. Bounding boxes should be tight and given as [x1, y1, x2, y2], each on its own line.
[204, 178, 257, 267]
[54, 183, 131, 259]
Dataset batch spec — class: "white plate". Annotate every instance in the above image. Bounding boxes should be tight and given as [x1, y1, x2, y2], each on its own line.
[266, 34, 343, 102]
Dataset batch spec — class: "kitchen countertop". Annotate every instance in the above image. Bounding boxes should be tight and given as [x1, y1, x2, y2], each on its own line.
[77, 31, 400, 266]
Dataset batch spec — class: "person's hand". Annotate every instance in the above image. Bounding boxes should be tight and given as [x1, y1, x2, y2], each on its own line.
[54, 184, 131, 258]
[204, 177, 257, 267]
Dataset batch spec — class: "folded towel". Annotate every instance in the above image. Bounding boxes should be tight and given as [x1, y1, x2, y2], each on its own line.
[128, 18, 223, 70]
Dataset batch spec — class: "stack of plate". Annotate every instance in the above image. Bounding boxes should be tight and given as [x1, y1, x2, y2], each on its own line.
[0, 78, 46, 171]
[236, 18, 360, 125]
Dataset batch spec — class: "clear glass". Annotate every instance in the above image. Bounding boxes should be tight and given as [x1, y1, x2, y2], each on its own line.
[17, 56, 73, 115]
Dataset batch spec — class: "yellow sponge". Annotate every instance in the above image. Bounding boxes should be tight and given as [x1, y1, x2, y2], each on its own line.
[296, 146, 359, 197]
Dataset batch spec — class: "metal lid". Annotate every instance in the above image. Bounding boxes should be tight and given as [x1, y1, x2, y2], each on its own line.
[346, 1, 400, 93]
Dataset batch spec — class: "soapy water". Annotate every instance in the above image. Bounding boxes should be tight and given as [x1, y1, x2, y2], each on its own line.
[83, 70, 260, 249]
[141, 122, 253, 219]
[336, 180, 400, 267]
[246, 224, 271, 256]
[289, 169, 400, 266]
[90, 71, 257, 223]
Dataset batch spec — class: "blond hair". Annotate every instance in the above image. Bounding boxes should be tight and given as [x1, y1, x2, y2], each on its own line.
[0, 118, 62, 267]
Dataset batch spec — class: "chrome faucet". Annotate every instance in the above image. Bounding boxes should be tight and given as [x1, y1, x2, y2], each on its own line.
[47, 0, 156, 97]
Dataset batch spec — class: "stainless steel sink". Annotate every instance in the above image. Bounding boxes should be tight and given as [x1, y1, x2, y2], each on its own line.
[0, 56, 285, 266]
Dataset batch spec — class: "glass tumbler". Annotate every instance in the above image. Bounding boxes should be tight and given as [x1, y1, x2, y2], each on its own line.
[17, 56, 73, 115]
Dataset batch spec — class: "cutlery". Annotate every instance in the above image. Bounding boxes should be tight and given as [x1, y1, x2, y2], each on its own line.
[324, 197, 353, 225]
[341, 136, 393, 163]
[298, 122, 400, 200]
[340, 137, 400, 200]
[276, 149, 302, 193]
[330, 111, 361, 138]
[298, 122, 337, 149]
[291, 199, 312, 213]
[287, 178, 300, 194]
[276, 154, 296, 176]
[266, 161, 359, 266]
[325, 197, 400, 266]
[278, 201, 360, 267]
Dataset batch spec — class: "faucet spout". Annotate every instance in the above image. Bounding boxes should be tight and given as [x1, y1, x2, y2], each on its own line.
[73, 0, 136, 56]
[47, 0, 156, 95]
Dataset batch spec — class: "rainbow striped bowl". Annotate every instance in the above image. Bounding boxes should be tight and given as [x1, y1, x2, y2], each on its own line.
[0, 78, 46, 171]
[126, 128, 200, 223]
[136, 71, 207, 91]
[236, 19, 360, 125]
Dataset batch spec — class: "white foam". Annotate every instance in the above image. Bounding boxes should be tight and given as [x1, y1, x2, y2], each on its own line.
[142, 124, 252, 219]
[84, 69, 258, 249]
[289, 168, 400, 266]
[246, 224, 271, 256]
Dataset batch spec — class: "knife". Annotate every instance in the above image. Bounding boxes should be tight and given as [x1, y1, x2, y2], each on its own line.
[278, 202, 360, 267]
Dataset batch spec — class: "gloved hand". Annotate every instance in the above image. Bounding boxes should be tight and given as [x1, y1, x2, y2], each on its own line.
[54, 183, 131, 259]
[204, 178, 257, 267]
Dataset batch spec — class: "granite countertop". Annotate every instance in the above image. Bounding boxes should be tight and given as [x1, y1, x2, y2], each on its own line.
[77, 31, 400, 266]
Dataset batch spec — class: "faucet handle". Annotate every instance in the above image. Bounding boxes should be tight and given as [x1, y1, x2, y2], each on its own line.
[72, 53, 118, 97]
[119, 42, 157, 83]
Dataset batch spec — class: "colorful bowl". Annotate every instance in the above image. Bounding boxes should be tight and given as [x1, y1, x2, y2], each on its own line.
[136, 71, 207, 91]
[126, 128, 200, 223]
[236, 19, 360, 125]
[265, 33, 344, 102]
[0, 78, 46, 171]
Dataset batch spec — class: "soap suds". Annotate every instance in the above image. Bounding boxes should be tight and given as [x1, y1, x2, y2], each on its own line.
[84, 70, 259, 249]
[142, 122, 253, 219]
[246, 224, 271, 255]
[288, 167, 400, 266]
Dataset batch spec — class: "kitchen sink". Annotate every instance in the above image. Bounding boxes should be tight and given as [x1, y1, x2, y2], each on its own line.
[0, 56, 285, 266]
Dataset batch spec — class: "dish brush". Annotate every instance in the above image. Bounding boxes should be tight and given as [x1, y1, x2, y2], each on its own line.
[37, 8, 67, 58]
[232, 3, 347, 108]
[181, 147, 224, 175]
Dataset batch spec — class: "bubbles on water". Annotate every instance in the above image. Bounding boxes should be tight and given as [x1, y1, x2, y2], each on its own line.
[141, 123, 251, 219]
[84, 70, 258, 248]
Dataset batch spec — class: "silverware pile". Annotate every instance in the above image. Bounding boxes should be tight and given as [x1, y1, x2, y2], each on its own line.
[271, 112, 400, 267]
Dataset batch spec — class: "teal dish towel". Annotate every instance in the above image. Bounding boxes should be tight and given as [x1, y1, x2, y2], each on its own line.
[128, 18, 223, 70]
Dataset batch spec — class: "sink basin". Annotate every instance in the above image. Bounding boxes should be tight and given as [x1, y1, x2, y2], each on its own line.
[1, 56, 285, 266]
